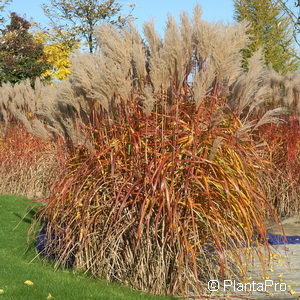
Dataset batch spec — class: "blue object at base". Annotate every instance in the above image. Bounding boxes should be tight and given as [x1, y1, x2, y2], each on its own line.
[266, 232, 300, 245]
[36, 223, 75, 266]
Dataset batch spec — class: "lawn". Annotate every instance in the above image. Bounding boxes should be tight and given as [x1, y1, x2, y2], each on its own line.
[0, 195, 174, 300]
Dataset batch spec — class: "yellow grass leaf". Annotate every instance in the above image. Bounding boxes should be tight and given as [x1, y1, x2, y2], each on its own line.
[0, 289, 4, 294]
[47, 293, 54, 299]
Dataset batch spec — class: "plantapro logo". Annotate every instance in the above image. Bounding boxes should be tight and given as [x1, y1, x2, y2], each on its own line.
[207, 279, 287, 293]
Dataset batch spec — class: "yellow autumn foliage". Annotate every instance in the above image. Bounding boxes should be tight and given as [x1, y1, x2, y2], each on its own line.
[34, 31, 79, 81]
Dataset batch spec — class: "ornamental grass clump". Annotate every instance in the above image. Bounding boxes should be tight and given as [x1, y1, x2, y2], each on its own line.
[0, 79, 68, 197]
[257, 71, 300, 216]
[0, 124, 66, 198]
[25, 7, 285, 296]
[261, 119, 300, 217]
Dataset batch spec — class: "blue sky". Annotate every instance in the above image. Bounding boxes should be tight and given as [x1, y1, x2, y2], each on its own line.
[3, 0, 235, 33]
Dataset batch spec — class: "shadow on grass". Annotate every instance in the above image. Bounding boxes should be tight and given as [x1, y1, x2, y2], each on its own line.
[13, 207, 37, 224]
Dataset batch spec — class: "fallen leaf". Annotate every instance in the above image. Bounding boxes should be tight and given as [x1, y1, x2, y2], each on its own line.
[0, 289, 4, 294]
[47, 293, 54, 299]
[24, 280, 34, 286]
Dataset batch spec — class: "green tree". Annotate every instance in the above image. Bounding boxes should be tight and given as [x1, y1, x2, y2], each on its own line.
[42, 0, 134, 53]
[0, 13, 50, 84]
[234, 0, 299, 73]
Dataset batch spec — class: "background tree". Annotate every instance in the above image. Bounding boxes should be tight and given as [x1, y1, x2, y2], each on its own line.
[234, 0, 299, 73]
[0, 13, 50, 84]
[42, 0, 134, 53]
[276, 0, 300, 47]
[0, 0, 11, 24]
[34, 29, 79, 81]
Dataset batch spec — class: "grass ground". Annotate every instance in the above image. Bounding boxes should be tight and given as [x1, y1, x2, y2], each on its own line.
[0, 195, 174, 300]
